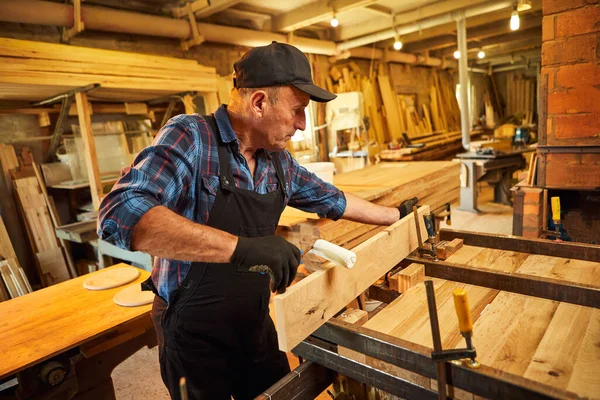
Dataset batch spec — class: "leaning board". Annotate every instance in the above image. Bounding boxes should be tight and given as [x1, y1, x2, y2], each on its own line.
[274, 205, 429, 352]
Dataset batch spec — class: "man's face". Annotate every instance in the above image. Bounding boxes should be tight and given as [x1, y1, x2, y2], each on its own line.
[255, 86, 310, 151]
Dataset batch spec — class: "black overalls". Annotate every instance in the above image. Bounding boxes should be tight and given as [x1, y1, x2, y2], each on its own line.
[146, 115, 291, 400]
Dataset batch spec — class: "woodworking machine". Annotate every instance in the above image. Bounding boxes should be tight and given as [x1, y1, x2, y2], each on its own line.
[260, 229, 600, 400]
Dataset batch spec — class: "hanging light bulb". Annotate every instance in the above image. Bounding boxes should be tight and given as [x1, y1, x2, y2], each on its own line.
[510, 9, 520, 31]
[330, 13, 339, 27]
[453, 50, 461, 59]
[393, 36, 403, 51]
[478, 51, 485, 59]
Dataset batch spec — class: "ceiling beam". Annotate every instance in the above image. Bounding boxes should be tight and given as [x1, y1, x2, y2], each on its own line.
[403, 13, 541, 53]
[477, 48, 541, 65]
[271, 0, 377, 33]
[337, 1, 523, 51]
[172, 0, 241, 19]
[335, 0, 489, 41]
[433, 27, 541, 57]
[398, 2, 541, 45]
[365, 4, 393, 17]
[471, 41, 541, 59]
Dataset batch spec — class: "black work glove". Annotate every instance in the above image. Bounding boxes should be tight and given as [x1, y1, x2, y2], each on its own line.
[398, 197, 419, 220]
[231, 236, 301, 294]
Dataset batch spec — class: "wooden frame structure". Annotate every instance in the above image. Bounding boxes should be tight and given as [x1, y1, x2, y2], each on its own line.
[0, 38, 220, 209]
[268, 229, 599, 399]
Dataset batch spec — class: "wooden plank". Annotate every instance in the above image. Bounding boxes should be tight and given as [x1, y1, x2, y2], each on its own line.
[389, 263, 425, 292]
[75, 92, 103, 210]
[0, 38, 211, 72]
[0, 264, 151, 379]
[377, 75, 403, 141]
[440, 229, 600, 263]
[524, 303, 594, 390]
[33, 163, 76, 278]
[41, 163, 72, 186]
[567, 308, 600, 398]
[35, 247, 70, 286]
[55, 220, 98, 243]
[465, 291, 558, 377]
[436, 238, 463, 260]
[274, 205, 430, 352]
[0, 216, 17, 260]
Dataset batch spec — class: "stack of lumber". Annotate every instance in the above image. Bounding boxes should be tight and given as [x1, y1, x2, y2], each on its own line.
[0, 38, 218, 102]
[0, 216, 32, 301]
[505, 72, 536, 125]
[277, 162, 460, 251]
[327, 63, 389, 147]
[360, 246, 600, 399]
[379, 129, 485, 161]
[13, 176, 71, 287]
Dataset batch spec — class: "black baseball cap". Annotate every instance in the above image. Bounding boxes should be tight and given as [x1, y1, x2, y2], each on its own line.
[233, 41, 337, 103]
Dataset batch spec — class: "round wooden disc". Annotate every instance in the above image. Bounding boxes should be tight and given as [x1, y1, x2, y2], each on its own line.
[83, 267, 140, 291]
[113, 284, 154, 307]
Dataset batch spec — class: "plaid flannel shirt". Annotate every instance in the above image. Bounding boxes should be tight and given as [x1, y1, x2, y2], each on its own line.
[97, 104, 346, 303]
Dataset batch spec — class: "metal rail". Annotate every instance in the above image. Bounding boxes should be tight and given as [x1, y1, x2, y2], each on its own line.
[309, 320, 576, 400]
[439, 229, 600, 262]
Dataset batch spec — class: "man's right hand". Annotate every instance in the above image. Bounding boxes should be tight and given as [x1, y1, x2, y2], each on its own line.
[230, 236, 301, 294]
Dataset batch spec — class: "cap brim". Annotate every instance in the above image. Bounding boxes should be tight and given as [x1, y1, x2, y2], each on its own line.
[292, 83, 337, 103]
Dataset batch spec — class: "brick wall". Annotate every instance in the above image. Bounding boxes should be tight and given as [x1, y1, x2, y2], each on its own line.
[541, 0, 600, 147]
[538, 0, 600, 191]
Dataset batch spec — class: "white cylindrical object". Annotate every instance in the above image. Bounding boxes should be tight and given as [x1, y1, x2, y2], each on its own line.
[309, 239, 357, 269]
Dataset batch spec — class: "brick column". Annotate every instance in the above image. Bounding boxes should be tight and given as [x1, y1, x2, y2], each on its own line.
[538, 0, 600, 189]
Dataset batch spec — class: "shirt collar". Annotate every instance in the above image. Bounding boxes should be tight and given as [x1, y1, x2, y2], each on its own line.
[213, 104, 273, 160]
[214, 104, 238, 144]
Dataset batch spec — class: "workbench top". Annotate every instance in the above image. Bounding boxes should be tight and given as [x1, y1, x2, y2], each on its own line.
[0, 264, 152, 379]
[278, 161, 458, 228]
[364, 247, 600, 399]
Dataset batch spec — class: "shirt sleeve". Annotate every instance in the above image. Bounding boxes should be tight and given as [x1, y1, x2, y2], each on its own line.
[97, 115, 200, 250]
[284, 151, 347, 220]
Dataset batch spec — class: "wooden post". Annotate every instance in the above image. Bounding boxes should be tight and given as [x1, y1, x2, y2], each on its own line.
[202, 92, 220, 114]
[182, 94, 196, 114]
[75, 92, 103, 210]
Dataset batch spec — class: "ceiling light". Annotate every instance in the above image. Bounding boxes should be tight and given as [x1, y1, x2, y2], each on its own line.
[330, 14, 339, 27]
[454, 50, 460, 59]
[517, 0, 532, 12]
[478, 51, 485, 59]
[510, 9, 520, 31]
[393, 37, 403, 51]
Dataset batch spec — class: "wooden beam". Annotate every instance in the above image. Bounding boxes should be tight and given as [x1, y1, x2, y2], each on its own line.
[172, 0, 241, 18]
[335, 0, 488, 41]
[75, 92, 103, 210]
[274, 205, 429, 352]
[272, 0, 377, 33]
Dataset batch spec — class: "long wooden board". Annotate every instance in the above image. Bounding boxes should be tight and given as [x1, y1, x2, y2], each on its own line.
[274, 205, 429, 352]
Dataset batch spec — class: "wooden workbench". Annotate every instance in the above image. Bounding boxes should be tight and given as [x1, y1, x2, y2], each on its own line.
[0, 263, 155, 399]
[277, 161, 460, 249]
[362, 245, 600, 399]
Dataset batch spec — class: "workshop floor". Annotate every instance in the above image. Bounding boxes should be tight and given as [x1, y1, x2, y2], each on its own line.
[111, 186, 512, 399]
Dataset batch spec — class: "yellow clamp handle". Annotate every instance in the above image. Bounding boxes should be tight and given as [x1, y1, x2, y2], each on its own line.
[551, 197, 561, 222]
[452, 288, 473, 334]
